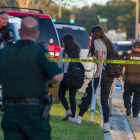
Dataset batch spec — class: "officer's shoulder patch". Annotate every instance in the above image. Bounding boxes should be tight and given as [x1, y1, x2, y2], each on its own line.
[9, 31, 13, 38]
[44, 52, 55, 62]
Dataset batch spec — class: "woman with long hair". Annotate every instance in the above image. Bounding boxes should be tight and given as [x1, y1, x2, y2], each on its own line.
[73, 26, 114, 133]
[57, 34, 81, 122]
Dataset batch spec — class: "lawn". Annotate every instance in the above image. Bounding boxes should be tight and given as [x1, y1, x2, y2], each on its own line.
[0, 111, 4, 140]
[0, 91, 104, 140]
[50, 91, 104, 140]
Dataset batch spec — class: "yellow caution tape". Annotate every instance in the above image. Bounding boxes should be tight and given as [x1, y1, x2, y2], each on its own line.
[54, 58, 140, 65]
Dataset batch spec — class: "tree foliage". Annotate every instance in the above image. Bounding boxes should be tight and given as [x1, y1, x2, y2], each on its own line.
[51, 0, 85, 6]
[0, 0, 139, 38]
[70, 0, 138, 38]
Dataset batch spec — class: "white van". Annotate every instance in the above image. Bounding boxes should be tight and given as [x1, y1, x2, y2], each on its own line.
[54, 23, 94, 78]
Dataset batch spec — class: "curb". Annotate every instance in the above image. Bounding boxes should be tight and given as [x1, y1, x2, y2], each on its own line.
[97, 97, 140, 140]
[97, 100, 113, 140]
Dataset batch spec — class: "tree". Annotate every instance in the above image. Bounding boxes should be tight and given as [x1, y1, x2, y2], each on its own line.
[0, 0, 18, 7]
[74, 0, 136, 38]
[15, 0, 32, 11]
[52, 0, 85, 7]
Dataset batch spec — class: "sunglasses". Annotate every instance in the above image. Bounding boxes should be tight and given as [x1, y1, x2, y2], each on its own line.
[0, 11, 8, 15]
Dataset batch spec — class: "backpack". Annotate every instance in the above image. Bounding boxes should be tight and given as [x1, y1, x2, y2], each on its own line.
[104, 46, 123, 78]
[64, 62, 85, 89]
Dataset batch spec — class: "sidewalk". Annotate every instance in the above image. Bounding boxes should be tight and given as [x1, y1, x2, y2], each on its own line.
[79, 79, 140, 140]
[98, 101, 135, 140]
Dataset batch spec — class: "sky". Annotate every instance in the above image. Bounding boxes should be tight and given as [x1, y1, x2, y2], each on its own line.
[77, 0, 110, 8]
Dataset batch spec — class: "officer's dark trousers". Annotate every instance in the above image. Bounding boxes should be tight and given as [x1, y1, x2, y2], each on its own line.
[123, 76, 140, 116]
[58, 73, 77, 117]
[79, 70, 114, 122]
[1, 105, 51, 140]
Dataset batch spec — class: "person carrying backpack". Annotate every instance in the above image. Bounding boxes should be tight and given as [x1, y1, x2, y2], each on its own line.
[57, 34, 81, 122]
[72, 26, 121, 133]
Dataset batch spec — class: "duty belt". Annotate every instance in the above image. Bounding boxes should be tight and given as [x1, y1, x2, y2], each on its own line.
[6, 97, 44, 105]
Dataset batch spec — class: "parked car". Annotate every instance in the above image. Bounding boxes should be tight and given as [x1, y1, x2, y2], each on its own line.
[112, 41, 118, 49]
[0, 7, 62, 105]
[115, 41, 133, 59]
[0, 7, 61, 58]
[54, 22, 94, 78]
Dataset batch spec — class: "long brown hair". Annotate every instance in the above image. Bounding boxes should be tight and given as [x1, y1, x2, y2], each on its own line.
[88, 25, 115, 57]
[63, 34, 81, 58]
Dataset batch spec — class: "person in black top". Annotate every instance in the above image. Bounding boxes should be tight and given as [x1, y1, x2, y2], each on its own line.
[0, 11, 13, 110]
[0, 16, 63, 140]
[0, 11, 13, 46]
[118, 41, 140, 118]
[57, 34, 81, 122]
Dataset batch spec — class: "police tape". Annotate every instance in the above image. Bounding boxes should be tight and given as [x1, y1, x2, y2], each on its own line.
[44, 53, 140, 64]
[54, 58, 140, 65]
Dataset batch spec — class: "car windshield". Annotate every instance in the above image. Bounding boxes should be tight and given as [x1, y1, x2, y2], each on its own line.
[56, 28, 90, 49]
[116, 44, 133, 51]
[36, 18, 59, 45]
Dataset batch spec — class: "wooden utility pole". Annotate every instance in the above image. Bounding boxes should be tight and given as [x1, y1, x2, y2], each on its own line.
[136, 0, 139, 39]
[58, 5, 61, 18]
[130, 0, 139, 39]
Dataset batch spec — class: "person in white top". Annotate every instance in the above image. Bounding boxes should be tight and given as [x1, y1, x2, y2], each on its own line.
[57, 34, 81, 122]
[72, 26, 115, 133]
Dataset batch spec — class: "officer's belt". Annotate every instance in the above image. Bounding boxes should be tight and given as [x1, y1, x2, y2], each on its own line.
[6, 97, 43, 105]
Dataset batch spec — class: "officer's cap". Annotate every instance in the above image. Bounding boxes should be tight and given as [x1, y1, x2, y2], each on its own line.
[134, 41, 140, 48]
[0, 11, 8, 15]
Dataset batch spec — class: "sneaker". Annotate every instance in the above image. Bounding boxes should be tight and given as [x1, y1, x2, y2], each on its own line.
[68, 117, 76, 123]
[62, 110, 72, 121]
[74, 115, 82, 124]
[101, 123, 110, 133]
[126, 103, 131, 116]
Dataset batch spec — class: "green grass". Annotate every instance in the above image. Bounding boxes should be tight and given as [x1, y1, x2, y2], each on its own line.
[0, 111, 4, 140]
[0, 91, 104, 140]
[50, 91, 104, 140]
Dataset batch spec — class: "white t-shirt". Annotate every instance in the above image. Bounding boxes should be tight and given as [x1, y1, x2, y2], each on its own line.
[57, 50, 69, 73]
[94, 39, 107, 69]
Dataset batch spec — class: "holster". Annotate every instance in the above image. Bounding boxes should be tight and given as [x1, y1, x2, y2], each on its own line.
[41, 93, 54, 120]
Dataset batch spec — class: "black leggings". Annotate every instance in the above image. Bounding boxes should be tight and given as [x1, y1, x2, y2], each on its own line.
[58, 74, 77, 118]
[79, 70, 114, 122]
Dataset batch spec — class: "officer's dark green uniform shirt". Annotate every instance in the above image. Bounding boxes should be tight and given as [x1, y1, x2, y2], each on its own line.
[0, 40, 62, 98]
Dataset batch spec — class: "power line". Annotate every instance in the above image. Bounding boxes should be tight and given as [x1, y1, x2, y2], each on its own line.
[60, 16, 134, 24]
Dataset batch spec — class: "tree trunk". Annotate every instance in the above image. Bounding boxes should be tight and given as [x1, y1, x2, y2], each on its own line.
[15, 0, 32, 11]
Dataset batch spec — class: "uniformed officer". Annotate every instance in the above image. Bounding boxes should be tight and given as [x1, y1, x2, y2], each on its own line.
[119, 41, 140, 118]
[0, 16, 63, 140]
[0, 11, 13, 46]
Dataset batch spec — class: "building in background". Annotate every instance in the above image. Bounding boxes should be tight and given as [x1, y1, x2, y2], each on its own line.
[106, 29, 127, 42]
